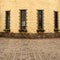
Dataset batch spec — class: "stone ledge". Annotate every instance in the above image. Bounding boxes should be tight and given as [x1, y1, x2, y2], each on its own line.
[0, 32, 60, 39]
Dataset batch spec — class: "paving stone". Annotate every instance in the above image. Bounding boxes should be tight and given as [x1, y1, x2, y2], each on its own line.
[0, 38, 60, 60]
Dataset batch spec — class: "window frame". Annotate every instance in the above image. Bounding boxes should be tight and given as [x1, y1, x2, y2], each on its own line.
[4, 11, 10, 32]
[19, 9, 27, 32]
[54, 11, 59, 32]
[37, 10, 44, 32]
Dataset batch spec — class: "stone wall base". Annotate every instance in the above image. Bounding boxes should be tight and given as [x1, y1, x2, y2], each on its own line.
[0, 32, 60, 39]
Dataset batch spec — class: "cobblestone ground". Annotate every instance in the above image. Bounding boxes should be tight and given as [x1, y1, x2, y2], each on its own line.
[0, 38, 60, 60]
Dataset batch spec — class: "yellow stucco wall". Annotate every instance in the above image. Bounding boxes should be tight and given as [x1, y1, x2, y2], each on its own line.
[0, 0, 60, 33]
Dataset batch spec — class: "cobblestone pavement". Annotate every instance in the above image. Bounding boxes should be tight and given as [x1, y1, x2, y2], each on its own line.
[0, 38, 60, 60]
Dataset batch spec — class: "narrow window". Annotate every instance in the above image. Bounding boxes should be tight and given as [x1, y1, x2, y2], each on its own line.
[5, 11, 10, 32]
[37, 10, 44, 32]
[54, 11, 59, 32]
[19, 10, 27, 32]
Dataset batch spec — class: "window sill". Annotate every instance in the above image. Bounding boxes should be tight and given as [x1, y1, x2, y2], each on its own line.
[19, 29, 27, 32]
[54, 28, 59, 32]
[37, 29, 45, 32]
[4, 29, 10, 32]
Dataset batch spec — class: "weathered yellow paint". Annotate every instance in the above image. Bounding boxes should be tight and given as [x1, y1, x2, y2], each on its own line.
[0, 0, 60, 33]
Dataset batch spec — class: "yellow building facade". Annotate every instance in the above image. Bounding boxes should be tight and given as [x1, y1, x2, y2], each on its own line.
[0, 0, 60, 34]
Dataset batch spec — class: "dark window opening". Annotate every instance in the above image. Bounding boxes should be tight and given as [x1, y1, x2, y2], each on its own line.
[5, 11, 10, 32]
[54, 11, 59, 32]
[19, 10, 27, 32]
[37, 10, 44, 32]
